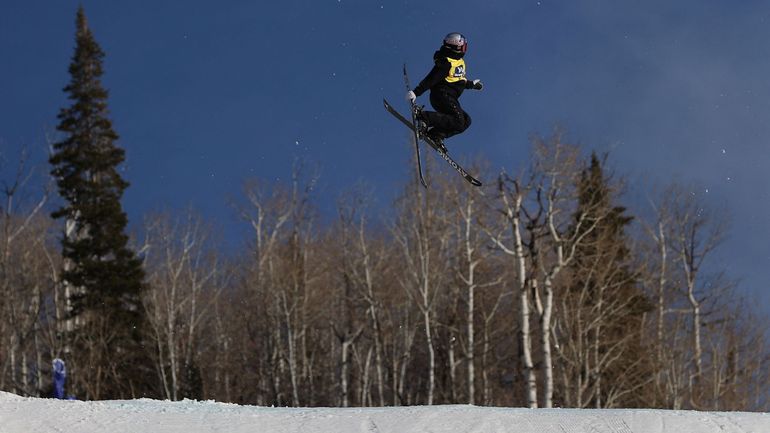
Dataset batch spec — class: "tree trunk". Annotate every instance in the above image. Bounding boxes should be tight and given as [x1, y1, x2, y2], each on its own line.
[341, 339, 352, 407]
[462, 198, 477, 405]
[541, 277, 555, 408]
[423, 298, 435, 405]
[656, 220, 667, 401]
[512, 193, 538, 408]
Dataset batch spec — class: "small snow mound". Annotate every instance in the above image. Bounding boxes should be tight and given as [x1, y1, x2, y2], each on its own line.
[0, 391, 24, 401]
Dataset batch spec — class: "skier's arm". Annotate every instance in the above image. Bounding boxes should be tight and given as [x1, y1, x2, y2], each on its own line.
[413, 58, 450, 96]
[465, 79, 484, 90]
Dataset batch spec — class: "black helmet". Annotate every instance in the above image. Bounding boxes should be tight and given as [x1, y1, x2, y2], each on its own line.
[443, 32, 468, 54]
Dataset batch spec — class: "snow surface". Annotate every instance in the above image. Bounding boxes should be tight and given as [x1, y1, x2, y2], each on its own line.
[1, 391, 768, 433]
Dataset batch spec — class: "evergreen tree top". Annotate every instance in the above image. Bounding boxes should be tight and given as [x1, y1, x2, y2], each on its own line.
[48, 6, 150, 399]
[51, 6, 126, 220]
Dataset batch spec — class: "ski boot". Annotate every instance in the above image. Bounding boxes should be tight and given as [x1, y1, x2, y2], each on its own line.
[414, 105, 429, 137]
[426, 129, 448, 154]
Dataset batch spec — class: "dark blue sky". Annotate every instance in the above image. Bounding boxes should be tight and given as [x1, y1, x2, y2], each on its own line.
[2, 1, 770, 308]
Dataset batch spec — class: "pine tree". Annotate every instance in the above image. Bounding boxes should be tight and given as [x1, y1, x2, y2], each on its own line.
[50, 6, 153, 399]
[566, 152, 652, 407]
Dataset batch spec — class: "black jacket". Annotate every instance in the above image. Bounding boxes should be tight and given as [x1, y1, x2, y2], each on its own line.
[413, 46, 475, 99]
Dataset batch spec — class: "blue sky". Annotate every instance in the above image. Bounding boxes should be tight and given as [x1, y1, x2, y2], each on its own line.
[2, 1, 770, 307]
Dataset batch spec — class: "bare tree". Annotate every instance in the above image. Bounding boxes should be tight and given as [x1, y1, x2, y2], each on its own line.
[237, 162, 321, 406]
[336, 185, 393, 406]
[529, 135, 586, 409]
[640, 192, 672, 406]
[0, 151, 52, 396]
[238, 174, 299, 405]
[392, 179, 453, 405]
[438, 167, 504, 405]
[141, 209, 222, 400]
[487, 171, 538, 407]
[649, 185, 732, 409]
[487, 131, 585, 408]
[669, 188, 726, 393]
[633, 183, 770, 411]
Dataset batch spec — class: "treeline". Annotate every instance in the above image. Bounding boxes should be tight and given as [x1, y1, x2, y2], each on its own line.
[2, 137, 768, 409]
[1, 7, 768, 410]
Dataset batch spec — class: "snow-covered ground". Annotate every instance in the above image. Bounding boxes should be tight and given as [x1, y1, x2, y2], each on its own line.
[1, 391, 768, 433]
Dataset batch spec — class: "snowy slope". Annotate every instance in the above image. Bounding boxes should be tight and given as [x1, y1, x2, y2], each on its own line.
[0, 391, 768, 433]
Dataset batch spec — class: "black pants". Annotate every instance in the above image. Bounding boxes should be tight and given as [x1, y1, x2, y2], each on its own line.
[423, 90, 472, 139]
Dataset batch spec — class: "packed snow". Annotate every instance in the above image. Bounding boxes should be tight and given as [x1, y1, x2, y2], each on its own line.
[0, 391, 768, 433]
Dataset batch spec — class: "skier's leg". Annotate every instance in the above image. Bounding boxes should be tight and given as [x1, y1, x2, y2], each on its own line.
[443, 102, 471, 138]
[425, 91, 468, 139]
[458, 110, 472, 136]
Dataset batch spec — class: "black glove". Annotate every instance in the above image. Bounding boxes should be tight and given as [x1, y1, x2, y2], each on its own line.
[472, 79, 484, 90]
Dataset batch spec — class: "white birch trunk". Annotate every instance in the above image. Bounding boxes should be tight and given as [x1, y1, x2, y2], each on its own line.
[462, 198, 477, 405]
[511, 193, 538, 408]
[423, 296, 436, 405]
[681, 228, 703, 388]
[360, 347, 372, 406]
[541, 277, 555, 408]
[490, 180, 538, 408]
[341, 339, 352, 407]
[359, 219, 385, 406]
[467, 283, 476, 405]
[283, 291, 301, 406]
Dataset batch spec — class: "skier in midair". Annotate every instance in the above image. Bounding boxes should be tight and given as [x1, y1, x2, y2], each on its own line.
[406, 32, 483, 152]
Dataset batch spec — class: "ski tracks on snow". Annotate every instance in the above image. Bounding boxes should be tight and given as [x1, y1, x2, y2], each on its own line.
[522, 411, 633, 433]
[709, 411, 752, 433]
[361, 417, 381, 433]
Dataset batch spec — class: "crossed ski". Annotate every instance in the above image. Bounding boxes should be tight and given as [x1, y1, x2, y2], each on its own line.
[383, 65, 482, 188]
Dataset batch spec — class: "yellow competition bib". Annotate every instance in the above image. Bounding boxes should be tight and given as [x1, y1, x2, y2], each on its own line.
[445, 57, 467, 83]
